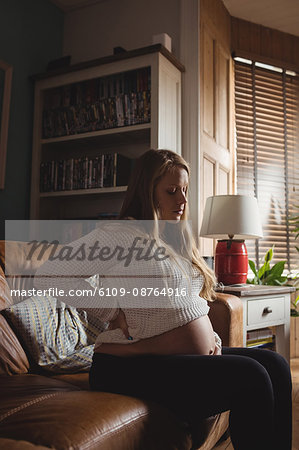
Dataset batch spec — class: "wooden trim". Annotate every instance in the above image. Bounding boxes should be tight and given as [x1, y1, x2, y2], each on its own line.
[216, 285, 296, 297]
[231, 17, 299, 73]
[0, 61, 13, 190]
[232, 49, 299, 74]
[291, 316, 299, 358]
[200, 0, 231, 47]
[179, 0, 201, 242]
[31, 44, 185, 81]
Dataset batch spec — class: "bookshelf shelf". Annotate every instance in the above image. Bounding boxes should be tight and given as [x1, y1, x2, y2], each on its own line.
[40, 123, 151, 146]
[30, 45, 184, 220]
[41, 125, 151, 160]
[40, 185, 127, 198]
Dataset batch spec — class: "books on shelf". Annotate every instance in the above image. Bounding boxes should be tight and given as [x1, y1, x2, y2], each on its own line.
[40, 153, 134, 193]
[42, 67, 151, 139]
[246, 327, 275, 350]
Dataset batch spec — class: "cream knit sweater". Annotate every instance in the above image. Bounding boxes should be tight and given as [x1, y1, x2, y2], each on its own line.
[34, 222, 216, 348]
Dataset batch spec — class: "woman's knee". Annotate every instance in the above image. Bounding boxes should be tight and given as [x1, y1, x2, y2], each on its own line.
[226, 355, 274, 399]
[262, 349, 290, 372]
[247, 349, 291, 384]
[224, 347, 291, 383]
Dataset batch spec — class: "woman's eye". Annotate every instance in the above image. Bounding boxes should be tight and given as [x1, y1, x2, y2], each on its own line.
[167, 189, 176, 195]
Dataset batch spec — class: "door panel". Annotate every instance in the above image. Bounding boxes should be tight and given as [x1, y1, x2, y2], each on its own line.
[200, 1, 234, 256]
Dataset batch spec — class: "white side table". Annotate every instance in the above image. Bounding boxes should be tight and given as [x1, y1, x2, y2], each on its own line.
[216, 285, 296, 363]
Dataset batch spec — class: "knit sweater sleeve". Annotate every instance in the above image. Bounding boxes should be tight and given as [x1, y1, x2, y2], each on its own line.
[34, 224, 133, 321]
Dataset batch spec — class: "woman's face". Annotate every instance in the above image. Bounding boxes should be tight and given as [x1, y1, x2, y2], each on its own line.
[154, 166, 188, 221]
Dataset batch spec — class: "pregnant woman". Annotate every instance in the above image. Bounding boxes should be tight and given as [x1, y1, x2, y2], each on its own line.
[37, 149, 292, 450]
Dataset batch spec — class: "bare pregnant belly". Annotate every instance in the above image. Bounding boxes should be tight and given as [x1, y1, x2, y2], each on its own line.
[94, 315, 216, 357]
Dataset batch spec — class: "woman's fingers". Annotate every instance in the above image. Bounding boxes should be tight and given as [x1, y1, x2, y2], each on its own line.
[108, 309, 130, 339]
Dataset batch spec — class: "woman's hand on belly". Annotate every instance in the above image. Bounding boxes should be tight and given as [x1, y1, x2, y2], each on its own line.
[96, 315, 217, 356]
[108, 309, 130, 339]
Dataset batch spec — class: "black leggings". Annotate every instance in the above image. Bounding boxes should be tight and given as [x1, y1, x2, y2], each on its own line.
[89, 347, 292, 450]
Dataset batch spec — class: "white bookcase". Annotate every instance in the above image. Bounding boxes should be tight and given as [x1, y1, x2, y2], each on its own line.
[30, 45, 184, 220]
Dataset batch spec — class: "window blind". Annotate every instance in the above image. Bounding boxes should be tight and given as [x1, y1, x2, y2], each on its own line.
[234, 59, 299, 271]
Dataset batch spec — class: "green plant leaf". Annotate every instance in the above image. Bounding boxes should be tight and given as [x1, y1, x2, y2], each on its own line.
[263, 274, 287, 286]
[258, 262, 270, 279]
[261, 275, 273, 285]
[259, 260, 287, 286]
[264, 247, 273, 264]
[273, 277, 288, 286]
[269, 261, 286, 278]
[249, 260, 258, 276]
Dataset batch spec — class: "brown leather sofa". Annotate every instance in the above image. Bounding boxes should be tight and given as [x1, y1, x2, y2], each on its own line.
[0, 241, 243, 450]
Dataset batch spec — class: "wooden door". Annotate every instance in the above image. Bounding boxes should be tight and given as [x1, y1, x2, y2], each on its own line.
[200, 0, 235, 256]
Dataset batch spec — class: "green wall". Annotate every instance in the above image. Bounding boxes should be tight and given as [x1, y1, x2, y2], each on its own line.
[0, 0, 64, 238]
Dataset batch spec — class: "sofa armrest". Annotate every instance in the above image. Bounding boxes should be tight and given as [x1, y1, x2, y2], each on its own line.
[208, 293, 243, 348]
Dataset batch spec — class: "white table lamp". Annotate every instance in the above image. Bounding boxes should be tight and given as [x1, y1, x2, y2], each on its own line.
[200, 195, 263, 285]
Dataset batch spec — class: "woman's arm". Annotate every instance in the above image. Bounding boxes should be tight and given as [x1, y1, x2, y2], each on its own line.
[33, 225, 127, 321]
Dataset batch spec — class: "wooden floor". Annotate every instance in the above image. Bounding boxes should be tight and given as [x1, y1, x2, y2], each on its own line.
[214, 357, 299, 450]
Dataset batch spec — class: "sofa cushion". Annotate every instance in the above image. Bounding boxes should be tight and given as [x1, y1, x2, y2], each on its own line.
[0, 375, 192, 450]
[51, 372, 90, 390]
[0, 264, 29, 375]
[0, 315, 29, 375]
[0, 438, 50, 449]
[0, 373, 80, 403]
[0, 265, 13, 310]
[2, 294, 107, 373]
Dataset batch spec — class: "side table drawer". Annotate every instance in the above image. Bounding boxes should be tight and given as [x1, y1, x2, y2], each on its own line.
[247, 296, 285, 326]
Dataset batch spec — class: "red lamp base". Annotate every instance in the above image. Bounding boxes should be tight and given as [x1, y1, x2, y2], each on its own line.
[215, 240, 248, 285]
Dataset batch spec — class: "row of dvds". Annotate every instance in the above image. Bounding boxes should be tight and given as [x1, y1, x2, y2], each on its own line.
[40, 153, 133, 193]
[246, 327, 275, 349]
[43, 68, 151, 109]
[42, 91, 151, 139]
[246, 327, 273, 342]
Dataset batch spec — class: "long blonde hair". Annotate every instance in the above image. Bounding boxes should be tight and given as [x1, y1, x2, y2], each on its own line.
[119, 149, 216, 300]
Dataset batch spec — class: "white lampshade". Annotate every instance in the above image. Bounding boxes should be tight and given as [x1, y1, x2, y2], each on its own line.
[200, 195, 263, 240]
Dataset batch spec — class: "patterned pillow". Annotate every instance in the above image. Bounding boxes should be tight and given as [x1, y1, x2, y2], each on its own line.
[2, 294, 108, 373]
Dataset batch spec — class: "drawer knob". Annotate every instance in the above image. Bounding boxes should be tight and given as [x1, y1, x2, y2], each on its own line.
[263, 306, 273, 315]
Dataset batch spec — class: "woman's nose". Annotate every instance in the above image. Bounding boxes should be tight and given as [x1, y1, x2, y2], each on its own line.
[176, 190, 187, 204]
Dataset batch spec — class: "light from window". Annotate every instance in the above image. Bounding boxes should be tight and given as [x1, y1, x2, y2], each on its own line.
[255, 61, 282, 73]
[234, 59, 299, 272]
[234, 56, 252, 65]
